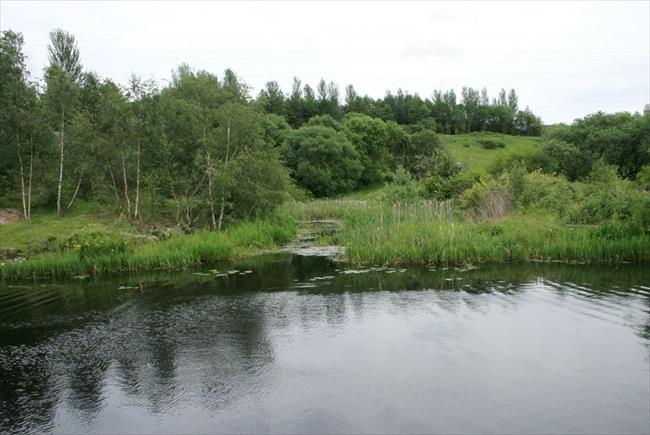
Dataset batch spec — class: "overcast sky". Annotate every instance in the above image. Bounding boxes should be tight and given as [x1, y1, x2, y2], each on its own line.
[1, 1, 648, 124]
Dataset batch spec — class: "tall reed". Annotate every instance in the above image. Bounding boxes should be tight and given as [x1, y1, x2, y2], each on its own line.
[1, 214, 296, 280]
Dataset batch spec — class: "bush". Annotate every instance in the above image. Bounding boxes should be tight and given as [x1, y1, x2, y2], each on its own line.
[534, 138, 592, 181]
[637, 165, 650, 191]
[422, 171, 480, 200]
[461, 176, 513, 220]
[382, 166, 420, 202]
[519, 171, 577, 217]
[342, 113, 391, 185]
[281, 125, 363, 197]
[477, 139, 506, 149]
[227, 149, 291, 218]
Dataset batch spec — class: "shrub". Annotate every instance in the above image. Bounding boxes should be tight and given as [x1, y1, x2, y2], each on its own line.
[227, 149, 291, 218]
[461, 176, 513, 220]
[519, 171, 577, 217]
[422, 171, 480, 200]
[382, 166, 420, 202]
[342, 113, 391, 185]
[637, 165, 650, 191]
[281, 125, 363, 197]
[534, 138, 593, 181]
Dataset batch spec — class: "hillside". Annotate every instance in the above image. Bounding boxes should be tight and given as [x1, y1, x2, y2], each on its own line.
[440, 132, 540, 174]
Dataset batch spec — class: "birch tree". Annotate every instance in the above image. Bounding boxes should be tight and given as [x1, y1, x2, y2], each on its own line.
[44, 29, 82, 215]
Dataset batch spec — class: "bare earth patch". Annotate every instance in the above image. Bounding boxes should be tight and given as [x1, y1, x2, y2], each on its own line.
[0, 209, 23, 225]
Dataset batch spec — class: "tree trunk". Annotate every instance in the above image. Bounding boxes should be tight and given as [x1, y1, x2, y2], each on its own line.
[170, 185, 182, 228]
[56, 106, 65, 216]
[204, 125, 217, 230]
[217, 120, 231, 231]
[27, 134, 33, 219]
[107, 160, 121, 210]
[65, 172, 83, 210]
[121, 151, 131, 218]
[17, 133, 27, 219]
[134, 140, 141, 220]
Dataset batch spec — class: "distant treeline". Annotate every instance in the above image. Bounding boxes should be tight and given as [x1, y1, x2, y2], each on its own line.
[258, 78, 543, 136]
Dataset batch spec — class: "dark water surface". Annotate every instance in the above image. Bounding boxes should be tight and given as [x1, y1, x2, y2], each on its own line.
[1, 254, 649, 434]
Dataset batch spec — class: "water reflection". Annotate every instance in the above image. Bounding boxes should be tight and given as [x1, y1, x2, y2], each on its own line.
[0, 255, 649, 434]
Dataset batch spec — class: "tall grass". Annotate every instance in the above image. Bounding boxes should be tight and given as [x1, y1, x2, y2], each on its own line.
[289, 200, 650, 265]
[1, 213, 296, 280]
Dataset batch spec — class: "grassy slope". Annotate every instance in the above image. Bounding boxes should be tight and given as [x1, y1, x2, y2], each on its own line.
[0, 211, 137, 251]
[440, 132, 540, 174]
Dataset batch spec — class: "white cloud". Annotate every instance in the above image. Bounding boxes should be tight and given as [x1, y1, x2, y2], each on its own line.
[1, 0, 648, 123]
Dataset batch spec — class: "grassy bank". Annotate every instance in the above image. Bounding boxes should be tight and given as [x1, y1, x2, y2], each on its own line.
[289, 199, 650, 265]
[1, 213, 296, 280]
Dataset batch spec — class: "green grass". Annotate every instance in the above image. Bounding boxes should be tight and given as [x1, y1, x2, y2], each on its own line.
[441, 132, 540, 174]
[288, 199, 650, 265]
[1, 212, 296, 280]
[0, 211, 137, 252]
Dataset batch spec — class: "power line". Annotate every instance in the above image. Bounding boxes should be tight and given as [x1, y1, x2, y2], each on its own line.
[22, 43, 649, 58]
[23, 50, 649, 64]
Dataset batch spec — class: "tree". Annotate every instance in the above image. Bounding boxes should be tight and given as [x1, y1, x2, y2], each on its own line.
[0, 30, 41, 219]
[281, 125, 362, 196]
[535, 138, 592, 181]
[257, 81, 285, 116]
[286, 77, 304, 127]
[405, 130, 456, 178]
[126, 75, 158, 220]
[302, 84, 318, 121]
[342, 113, 391, 184]
[227, 148, 290, 218]
[44, 29, 82, 215]
[514, 107, 542, 136]
[261, 113, 291, 148]
[307, 114, 341, 131]
[461, 87, 482, 133]
[548, 111, 650, 179]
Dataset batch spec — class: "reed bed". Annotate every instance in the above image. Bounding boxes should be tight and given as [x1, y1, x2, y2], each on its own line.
[290, 200, 650, 265]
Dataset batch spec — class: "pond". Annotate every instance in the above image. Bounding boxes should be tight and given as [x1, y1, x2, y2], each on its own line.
[1, 254, 649, 434]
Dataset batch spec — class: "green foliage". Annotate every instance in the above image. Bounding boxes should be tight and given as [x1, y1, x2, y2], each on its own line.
[519, 171, 577, 217]
[402, 130, 443, 177]
[76, 238, 129, 260]
[261, 113, 291, 148]
[546, 111, 650, 179]
[461, 176, 513, 220]
[1, 212, 296, 279]
[637, 165, 650, 191]
[227, 149, 291, 218]
[477, 138, 506, 149]
[342, 113, 391, 184]
[422, 171, 480, 200]
[307, 114, 341, 130]
[289, 200, 650, 265]
[281, 125, 362, 197]
[534, 138, 592, 180]
[382, 167, 420, 202]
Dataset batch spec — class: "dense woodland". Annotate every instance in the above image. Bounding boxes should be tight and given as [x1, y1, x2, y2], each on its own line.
[1, 29, 649, 234]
